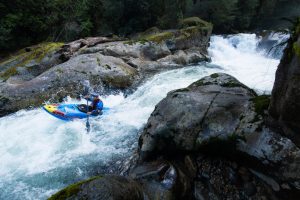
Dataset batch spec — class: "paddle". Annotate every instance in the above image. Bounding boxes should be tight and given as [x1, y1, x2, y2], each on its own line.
[83, 81, 91, 133]
[86, 98, 90, 133]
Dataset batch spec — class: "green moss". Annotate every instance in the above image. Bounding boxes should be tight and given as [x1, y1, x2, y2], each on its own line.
[191, 80, 208, 87]
[56, 68, 63, 74]
[179, 17, 212, 29]
[0, 42, 64, 80]
[105, 64, 111, 70]
[251, 95, 271, 123]
[137, 39, 148, 45]
[177, 26, 199, 40]
[295, 19, 300, 35]
[96, 57, 101, 65]
[6, 42, 63, 67]
[124, 40, 135, 45]
[143, 32, 174, 43]
[0, 67, 18, 79]
[221, 81, 242, 88]
[142, 27, 160, 35]
[293, 42, 300, 58]
[48, 176, 101, 200]
[210, 73, 219, 78]
[251, 95, 270, 116]
[174, 88, 190, 93]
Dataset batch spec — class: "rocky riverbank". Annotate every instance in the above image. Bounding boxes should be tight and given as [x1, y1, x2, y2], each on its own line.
[48, 73, 300, 200]
[48, 19, 300, 200]
[0, 17, 212, 117]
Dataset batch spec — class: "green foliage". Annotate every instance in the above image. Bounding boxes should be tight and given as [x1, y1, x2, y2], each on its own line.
[0, 0, 188, 52]
[293, 42, 300, 58]
[1, 0, 299, 52]
[186, 0, 238, 32]
[235, 0, 259, 30]
[186, 0, 300, 33]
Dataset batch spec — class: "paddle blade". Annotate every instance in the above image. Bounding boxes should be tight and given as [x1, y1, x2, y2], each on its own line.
[86, 120, 90, 133]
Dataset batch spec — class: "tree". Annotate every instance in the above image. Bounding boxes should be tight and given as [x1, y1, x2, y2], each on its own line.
[235, 0, 259, 30]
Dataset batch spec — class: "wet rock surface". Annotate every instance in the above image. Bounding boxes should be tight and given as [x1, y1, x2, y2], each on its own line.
[135, 73, 300, 199]
[269, 20, 300, 147]
[138, 73, 258, 159]
[48, 175, 144, 200]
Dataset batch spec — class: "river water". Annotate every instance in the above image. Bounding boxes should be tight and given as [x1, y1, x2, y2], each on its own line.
[0, 33, 288, 200]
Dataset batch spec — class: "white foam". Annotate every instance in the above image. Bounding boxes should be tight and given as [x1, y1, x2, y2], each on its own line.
[209, 33, 284, 94]
[0, 65, 219, 200]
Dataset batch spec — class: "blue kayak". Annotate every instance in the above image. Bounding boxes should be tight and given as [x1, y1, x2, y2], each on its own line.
[43, 104, 109, 121]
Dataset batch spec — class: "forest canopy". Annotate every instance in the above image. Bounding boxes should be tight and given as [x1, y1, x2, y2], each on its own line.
[0, 0, 299, 52]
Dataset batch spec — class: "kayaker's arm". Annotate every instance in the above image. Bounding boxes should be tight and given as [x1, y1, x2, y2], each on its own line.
[84, 95, 93, 102]
[90, 101, 103, 116]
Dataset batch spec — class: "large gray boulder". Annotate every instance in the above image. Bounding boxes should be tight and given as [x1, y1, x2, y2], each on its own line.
[0, 53, 138, 116]
[138, 73, 258, 159]
[0, 42, 65, 83]
[137, 73, 300, 198]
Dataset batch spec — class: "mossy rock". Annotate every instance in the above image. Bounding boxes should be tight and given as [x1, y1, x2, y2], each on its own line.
[210, 73, 219, 78]
[48, 176, 101, 200]
[139, 27, 161, 37]
[251, 95, 270, 116]
[179, 17, 212, 29]
[1, 67, 18, 80]
[293, 41, 300, 58]
[143, 31, 174, 44]
[221, 81, 243, 88]
[0, 42, 64, 80]
[174, 88, 190, 93]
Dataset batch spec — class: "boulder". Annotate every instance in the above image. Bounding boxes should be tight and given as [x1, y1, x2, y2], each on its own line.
[194, 157, 281, 200]
[0, 42, 64, 83]
[138, 73, 258, 159]
[48, 176, 144, 200]
[0, 53, 138, 116]
[129, 158, 196, 200]
[269, 19, 300, 146]
[59, 36, 121, 61]
[139, 21, 213, 53]
[137, 73, 300, 198]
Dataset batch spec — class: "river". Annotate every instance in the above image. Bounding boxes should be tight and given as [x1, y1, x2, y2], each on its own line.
[0, 33, 288, 200]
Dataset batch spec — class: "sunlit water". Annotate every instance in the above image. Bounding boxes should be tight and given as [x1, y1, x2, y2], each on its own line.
[0, 33, 288, 200]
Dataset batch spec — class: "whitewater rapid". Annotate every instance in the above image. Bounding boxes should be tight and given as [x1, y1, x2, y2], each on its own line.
[209, 33, 288, 94]
[0, 33, 288, 200]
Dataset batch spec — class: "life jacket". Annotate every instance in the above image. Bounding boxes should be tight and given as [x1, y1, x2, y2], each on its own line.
[92, 98, 103, 110]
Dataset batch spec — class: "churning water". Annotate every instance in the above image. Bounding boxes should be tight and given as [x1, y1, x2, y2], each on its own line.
[0, 33, 288, 200]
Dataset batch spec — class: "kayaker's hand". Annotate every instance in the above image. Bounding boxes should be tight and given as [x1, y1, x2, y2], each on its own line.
[87, 112, 92, 115]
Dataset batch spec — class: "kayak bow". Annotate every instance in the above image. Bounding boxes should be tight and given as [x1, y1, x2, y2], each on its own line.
[43, 104, 109, 121]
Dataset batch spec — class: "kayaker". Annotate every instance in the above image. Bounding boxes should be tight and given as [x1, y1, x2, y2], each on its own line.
[84, 93, 103, 115]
